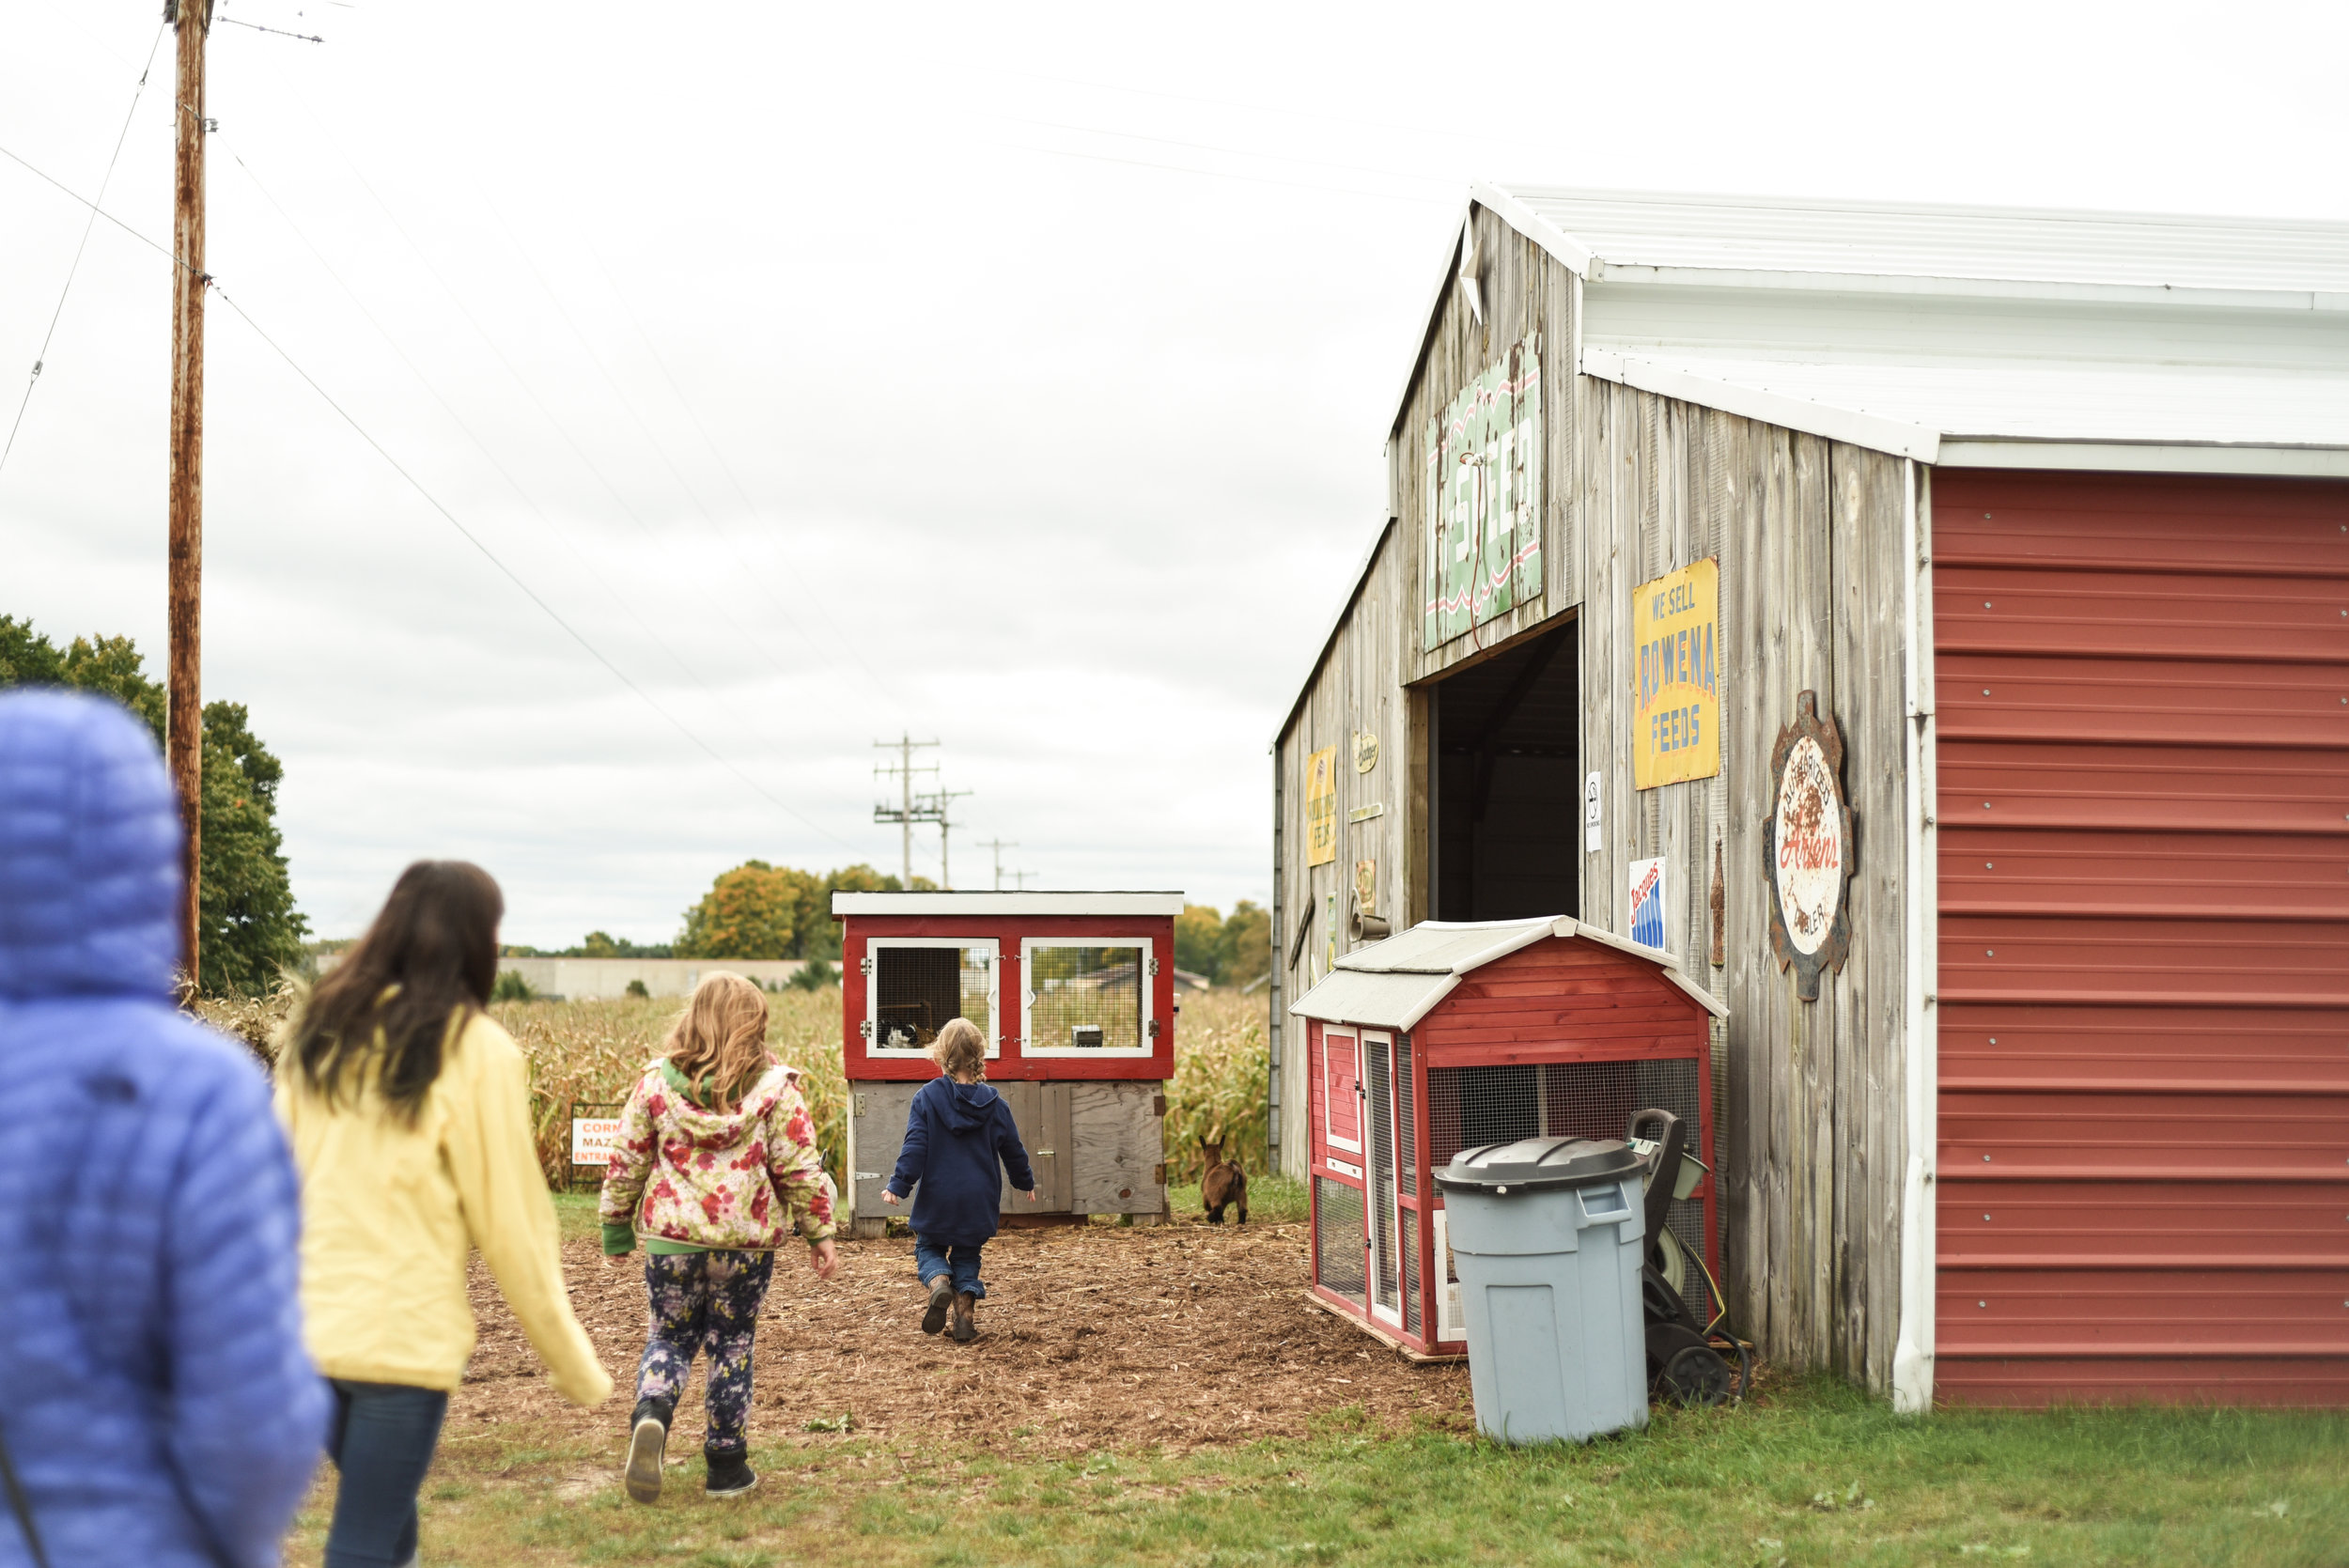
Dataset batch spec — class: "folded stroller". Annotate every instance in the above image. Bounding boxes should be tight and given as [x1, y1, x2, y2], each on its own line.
[1627, 1108, 1753, 1405]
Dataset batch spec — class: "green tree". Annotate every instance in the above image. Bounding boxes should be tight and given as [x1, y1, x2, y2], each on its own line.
[1174, 902, 1225, 982]
[1, 616, 309, 995]
[1218, 901, 1271, 990]
[675, 860, 938, 962]
[677, 861, 801, 959]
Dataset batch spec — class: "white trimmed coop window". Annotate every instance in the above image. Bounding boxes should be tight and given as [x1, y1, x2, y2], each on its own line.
[1020, 939, 1155, 1056]
[863, 939, 998, 1057]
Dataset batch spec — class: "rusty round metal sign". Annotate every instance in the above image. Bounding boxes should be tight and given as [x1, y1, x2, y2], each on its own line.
[1763, 690, 1856, 1001]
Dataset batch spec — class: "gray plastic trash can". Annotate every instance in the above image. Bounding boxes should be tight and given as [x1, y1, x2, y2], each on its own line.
[1434, 1136, 1648, 1444]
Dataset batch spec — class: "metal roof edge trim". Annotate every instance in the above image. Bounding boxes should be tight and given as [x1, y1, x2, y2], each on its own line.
[1581, 350, 1942, 463]
[1272, 516, 1399, 748]
[1472, 180, 1595, 275]
[1935, 439, 2349, 479]
[1584, 261, 2343, 313]
[830, 892, 1185, 916]
[1287, 971, 1464, 1031]
[1384, 195, 1478, 441]
[1555, 918, 1730, 1017]
[1385, 184, 1591, 442]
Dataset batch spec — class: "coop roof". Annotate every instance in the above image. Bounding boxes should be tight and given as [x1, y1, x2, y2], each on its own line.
[1288, 916, 1726, 1032]
[830, 891, 1184, 917]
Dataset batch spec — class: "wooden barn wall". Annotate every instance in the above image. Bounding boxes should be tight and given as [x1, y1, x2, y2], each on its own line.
[1274, 206, 1582, 1179]
[1575, 381, 1913, 1390]
[1272, 522, 1411, 1177]
[1386, 204, 1583, 687]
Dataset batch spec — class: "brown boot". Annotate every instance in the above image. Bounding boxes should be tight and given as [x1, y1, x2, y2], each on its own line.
[951, 1292, 977, 1343]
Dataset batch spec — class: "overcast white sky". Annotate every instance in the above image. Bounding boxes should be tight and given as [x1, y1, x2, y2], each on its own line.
[4, 0, 2343, 947]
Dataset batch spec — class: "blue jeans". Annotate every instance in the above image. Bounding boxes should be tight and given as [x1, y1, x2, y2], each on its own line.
[324, 1379, 448, 1568]
[914, 1237, 988, 1299]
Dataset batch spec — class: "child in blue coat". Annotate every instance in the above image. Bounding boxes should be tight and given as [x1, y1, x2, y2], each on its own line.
[882, 1017, 1035, 1342]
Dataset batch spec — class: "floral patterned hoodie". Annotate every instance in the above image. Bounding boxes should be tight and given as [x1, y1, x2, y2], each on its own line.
[599, 1057, 836, 1254]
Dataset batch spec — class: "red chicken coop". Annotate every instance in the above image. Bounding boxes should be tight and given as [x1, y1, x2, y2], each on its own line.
[1290, 916, 1729, 1358]
[832, 891, 1183, 1236]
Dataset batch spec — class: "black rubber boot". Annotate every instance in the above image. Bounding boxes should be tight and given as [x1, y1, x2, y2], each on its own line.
[705, 1448, 758, 1498]
[951, 1291, 977, 1343]
[624, 1398, 671, 1504]
[921, 1275, 953, 1335]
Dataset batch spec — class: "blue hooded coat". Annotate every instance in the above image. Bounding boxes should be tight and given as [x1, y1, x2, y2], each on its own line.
[0, 691, 326, 1568]
[885, 1076, 1034, 1248]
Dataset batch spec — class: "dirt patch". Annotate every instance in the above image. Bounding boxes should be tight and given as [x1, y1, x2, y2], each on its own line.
[458, 1220, 1469, 1455]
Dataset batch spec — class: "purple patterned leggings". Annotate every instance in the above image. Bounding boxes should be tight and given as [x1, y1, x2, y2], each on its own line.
[636, 1250, 774, 1457]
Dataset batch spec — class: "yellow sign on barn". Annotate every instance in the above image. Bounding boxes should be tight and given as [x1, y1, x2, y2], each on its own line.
[1632, 558, 1721, 789]
[1304, 745, 1339, 866]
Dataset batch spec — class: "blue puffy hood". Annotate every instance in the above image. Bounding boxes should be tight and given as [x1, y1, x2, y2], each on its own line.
[0, 690, 183, 1001]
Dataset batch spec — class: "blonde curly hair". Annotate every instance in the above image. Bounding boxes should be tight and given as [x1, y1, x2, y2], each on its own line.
[929, 1017, 987, 1080]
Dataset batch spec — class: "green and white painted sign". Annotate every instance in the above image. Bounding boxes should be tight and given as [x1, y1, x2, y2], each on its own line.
[1423, 335, 1542, 651]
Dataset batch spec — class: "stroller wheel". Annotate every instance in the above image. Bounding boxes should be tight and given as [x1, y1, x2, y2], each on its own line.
[1658, 1343, 1736, 1406]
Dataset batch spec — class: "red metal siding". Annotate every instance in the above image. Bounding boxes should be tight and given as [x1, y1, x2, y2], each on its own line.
[1933, 471, 2349, 1406]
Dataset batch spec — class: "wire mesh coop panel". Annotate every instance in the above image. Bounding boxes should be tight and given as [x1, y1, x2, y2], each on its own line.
[866, 940, 997, 1056]
[1021, 941, 1151, 1054]
[1315, 1177, 1366, 1303]
[1366, 1035, 1401, 1322]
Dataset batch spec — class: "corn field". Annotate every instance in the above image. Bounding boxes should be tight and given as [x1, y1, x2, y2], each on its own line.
[196, 980, 1271, 1191]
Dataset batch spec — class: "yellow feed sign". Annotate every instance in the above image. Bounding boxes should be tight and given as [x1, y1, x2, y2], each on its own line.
[1304, 745, 1339, 866]
[1632, 558, 1721, 789]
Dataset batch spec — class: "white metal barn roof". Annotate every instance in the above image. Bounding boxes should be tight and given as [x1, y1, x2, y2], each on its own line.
[1408, 183, 2349, 477]
[1289, 916, 1727, 1032]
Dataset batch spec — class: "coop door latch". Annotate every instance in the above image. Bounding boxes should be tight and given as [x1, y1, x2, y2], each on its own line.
[858, 1019, 874, 1039]
[1147, 956, 1159, 976]
[859, 956, 874, 976]
[1147, 1018, 1161, 1039]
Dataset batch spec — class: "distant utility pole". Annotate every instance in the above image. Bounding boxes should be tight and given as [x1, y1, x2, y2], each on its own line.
[923, 787, 972, 890]
[167, 0, 212, 991]
[871, 735, 938, 885]
[979, 837, 1019, 893]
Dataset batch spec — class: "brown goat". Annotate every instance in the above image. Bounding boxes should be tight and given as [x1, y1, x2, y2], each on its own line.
[1200, 1137, 1248, 1225]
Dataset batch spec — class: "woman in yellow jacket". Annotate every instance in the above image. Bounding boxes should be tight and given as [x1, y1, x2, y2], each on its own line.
[276, 861, 611, 1568]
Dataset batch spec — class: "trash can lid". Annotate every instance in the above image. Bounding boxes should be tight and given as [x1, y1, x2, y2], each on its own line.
[1433, 1136, 1643, 1194]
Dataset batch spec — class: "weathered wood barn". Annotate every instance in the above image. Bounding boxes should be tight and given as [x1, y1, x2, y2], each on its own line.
[1270, 188, 2347, 1408]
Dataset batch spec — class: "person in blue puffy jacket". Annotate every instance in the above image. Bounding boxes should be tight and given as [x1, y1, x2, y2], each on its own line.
[0, 691, 327, 1568]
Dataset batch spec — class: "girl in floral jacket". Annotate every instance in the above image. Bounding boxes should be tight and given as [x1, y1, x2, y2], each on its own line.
[600, 971, 838, 1503]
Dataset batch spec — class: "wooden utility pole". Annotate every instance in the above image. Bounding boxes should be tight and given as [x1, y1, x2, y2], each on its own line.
[871, 735, 939, 886]
[167, 0, 210, 991]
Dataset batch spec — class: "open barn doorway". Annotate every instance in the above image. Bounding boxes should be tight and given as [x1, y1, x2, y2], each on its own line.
[1429, 623, 1579, 922]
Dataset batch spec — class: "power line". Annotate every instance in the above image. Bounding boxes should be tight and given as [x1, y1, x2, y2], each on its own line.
[0, 136, 854, 849]
[999, 115, 1454, 192]
[211, 286, 858, 849]
[468, 190, 838, 698]
[983, 139, 1451, 207]
[213, 132, 723, 695]
[0, 23, 167, 480]
[582, 245, 910, 711]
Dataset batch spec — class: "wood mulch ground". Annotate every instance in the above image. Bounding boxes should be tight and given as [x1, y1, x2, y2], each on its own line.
[458, 1219, 1471, 1456]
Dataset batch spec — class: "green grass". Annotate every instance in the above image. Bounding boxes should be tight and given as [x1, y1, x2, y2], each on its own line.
[1162, 1172, 1309, 1226]
[551, 1188, 605, 1243]
[283, 1378, 2349, 1567]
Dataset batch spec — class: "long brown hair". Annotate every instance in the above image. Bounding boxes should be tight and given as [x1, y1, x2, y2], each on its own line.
[288, 861, 503, 1122]
[664, 971, 772, 1110]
